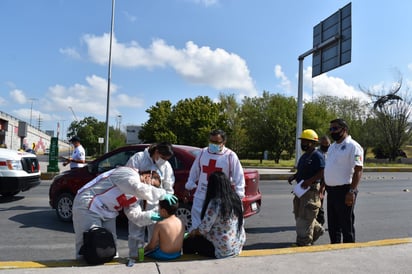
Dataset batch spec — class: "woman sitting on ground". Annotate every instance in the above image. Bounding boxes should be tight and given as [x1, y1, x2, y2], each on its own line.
[183, 171, 246, 258]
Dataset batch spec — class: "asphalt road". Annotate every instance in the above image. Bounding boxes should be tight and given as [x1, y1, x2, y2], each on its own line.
[0, 172, 411, 262]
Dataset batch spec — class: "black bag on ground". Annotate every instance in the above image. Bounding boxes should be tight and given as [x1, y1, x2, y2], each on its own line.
[79, 226, 116, 265]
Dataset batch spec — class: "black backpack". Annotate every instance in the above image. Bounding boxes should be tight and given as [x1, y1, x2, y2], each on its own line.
[79, 226, 116, 265]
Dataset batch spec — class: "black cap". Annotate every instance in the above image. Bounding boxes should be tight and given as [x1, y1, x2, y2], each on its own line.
[330, 118, 349, 130]
[69, 136, 81, 143]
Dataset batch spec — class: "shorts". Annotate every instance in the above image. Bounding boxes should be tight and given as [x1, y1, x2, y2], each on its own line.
[146, 246, 181, 261]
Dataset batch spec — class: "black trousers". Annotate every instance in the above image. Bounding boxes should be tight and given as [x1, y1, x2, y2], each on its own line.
[325, 184, 356, 243]
[183, 235, 215, 258]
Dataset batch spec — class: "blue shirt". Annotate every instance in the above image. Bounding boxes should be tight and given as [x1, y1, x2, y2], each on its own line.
[296, 149, 325, 182]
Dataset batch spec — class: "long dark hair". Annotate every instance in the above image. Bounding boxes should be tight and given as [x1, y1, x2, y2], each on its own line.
[148, 142, 174, 157]
[200, 171, 243, 232]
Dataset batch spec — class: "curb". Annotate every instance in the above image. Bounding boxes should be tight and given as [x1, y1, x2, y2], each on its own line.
[1, 238, 410, 270]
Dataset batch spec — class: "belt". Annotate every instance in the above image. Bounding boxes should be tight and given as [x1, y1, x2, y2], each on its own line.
[325, 184, 350, 190]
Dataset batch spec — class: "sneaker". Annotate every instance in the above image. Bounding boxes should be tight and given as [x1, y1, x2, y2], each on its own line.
[312, 226, 325, 243]
[291, 242, 312, 247]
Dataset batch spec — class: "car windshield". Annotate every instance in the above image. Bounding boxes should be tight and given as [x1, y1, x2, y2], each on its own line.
[97, 150, 138, 173]
[168, 146, 200, 171]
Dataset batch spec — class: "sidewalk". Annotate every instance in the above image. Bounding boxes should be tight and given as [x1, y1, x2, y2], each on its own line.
[1, 239, 411, 273]
[26, 164, 412, 273]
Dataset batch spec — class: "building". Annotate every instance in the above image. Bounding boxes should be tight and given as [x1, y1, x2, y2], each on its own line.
[126, 125, 142, 144]
[0, 110, 70, 153]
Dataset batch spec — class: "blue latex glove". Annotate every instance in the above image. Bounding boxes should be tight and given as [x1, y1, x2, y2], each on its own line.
[150, 212, 162, 221]
[162, 193, 178, 205]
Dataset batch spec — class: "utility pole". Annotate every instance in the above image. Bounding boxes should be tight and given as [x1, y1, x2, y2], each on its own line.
[37, 113, 42, 130]
[29, 98, 37, 126]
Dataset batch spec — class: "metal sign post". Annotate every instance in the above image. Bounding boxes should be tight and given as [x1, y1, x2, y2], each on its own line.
[294, 3, 352, 165]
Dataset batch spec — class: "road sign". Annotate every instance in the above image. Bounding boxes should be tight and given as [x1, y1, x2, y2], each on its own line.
[47, 137, 59, 172]
[312, 2, 352, 77]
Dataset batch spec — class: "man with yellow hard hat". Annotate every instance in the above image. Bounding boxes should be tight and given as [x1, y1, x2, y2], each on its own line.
[288, 129, 325, 246]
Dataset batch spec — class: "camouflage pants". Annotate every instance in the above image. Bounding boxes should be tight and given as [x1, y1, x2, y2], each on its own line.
[293, 186, 323, 246]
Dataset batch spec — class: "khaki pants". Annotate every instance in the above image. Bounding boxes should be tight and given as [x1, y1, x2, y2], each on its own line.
[293, 186, 323, 246]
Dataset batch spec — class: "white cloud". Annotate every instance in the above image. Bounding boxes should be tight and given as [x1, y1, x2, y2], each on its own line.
[12, 108, 53, 123]
[10, 89, 27, 104]
[42, 75, 144, 121]
[123, 11, 137, 22]
[81, 34, 258, 98]
[406, 79, 412, 91]
[59, 47, 81, 59]
[274, 65, 292, 93]
[304, 67, 369, 102]
[186, 0, 218, 7]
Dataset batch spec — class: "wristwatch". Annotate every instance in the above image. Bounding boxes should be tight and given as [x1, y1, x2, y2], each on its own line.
[349, 188, 358, 194]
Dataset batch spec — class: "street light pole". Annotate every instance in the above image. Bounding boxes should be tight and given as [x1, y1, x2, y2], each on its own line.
[68, 106, 78, 122]
[105, 0, 115, 153]
[68, 106, 79, 135]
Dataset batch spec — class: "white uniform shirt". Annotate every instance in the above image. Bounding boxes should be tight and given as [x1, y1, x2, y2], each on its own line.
[75, 167, 166, 219]
[324, 135, 363, 186]
[70, 145, 86, 169]
[185, 146, 245, 200]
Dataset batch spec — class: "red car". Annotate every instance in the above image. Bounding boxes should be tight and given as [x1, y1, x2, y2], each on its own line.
[48, 144, 261, 229]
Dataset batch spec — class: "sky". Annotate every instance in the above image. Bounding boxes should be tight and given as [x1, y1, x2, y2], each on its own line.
[1, 0, 412, 139]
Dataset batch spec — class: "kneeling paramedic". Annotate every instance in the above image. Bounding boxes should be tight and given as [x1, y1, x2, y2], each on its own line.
[72, 166, 177, 260]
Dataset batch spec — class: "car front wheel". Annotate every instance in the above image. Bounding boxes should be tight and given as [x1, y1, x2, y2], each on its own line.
[176, 202, 192, 232]
[56, 193, 74, 222]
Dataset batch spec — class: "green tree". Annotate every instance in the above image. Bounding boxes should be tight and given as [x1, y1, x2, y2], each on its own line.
[360, 76, 412, 160]
[302, 100, 334, 137]
[314, 95, 369, 144]
[138, 100, 177, 143]
[218, 93, 247, 155]
[170, 96, 223, 147]
[372, 98, 412, 160]
[67, 116, 126, 156]
[241, 91, 296, 163]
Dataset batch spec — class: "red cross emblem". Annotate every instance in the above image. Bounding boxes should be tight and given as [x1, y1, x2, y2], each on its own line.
[114, 194, 137, 210]
[202, 159, 222, 179]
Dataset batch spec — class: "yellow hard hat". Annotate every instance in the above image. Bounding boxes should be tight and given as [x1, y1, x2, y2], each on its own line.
[299, 129, 319, 142]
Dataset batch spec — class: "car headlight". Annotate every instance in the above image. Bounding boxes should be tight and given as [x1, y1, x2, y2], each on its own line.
[6, 160, 23, 170]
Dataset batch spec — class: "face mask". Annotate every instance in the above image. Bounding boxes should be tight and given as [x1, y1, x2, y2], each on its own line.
[320, 145, 330, 153]
[300, 144, 310, 151]
[155, 157, 166, 166]
[208, 143, 221, 154]
[331, 131, 343, 141]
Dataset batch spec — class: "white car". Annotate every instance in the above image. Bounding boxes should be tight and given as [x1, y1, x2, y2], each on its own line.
[0, 148, 41, 197]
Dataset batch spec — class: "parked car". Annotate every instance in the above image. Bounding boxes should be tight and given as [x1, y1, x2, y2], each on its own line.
[0, 148, 41, 197]
[48, 144, 261, 229]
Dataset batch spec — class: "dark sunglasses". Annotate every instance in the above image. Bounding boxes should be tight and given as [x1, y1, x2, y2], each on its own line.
[329, 126, 342, 132]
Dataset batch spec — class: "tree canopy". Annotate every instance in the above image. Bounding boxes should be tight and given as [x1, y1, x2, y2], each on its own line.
[70, 76, 412, 163]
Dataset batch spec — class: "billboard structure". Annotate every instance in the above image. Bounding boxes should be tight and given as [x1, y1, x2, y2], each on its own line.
[312, 3, 352, 77]
[295, 3, 352, 164]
